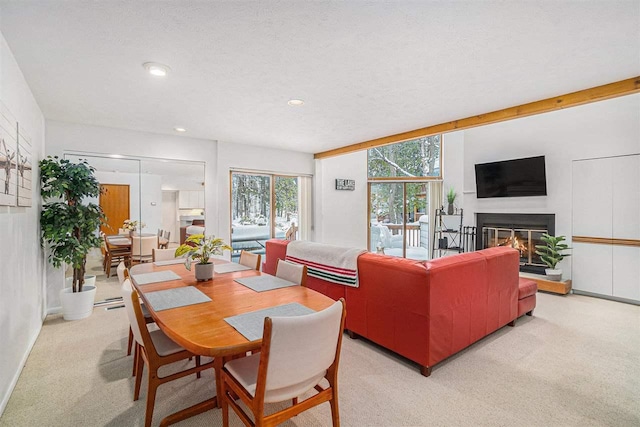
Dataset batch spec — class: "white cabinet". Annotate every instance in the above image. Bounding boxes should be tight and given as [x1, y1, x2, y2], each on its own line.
[572, 158, 612, 238]
[178, 191, 205, 209]
[572, 154, 640, 302]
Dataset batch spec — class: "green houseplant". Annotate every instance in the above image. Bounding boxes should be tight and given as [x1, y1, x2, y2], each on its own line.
[446, 188, 457, 215]
[40, 156, 104, 319]
[535, 233, 571, 281]
[175, 234, 232, 281]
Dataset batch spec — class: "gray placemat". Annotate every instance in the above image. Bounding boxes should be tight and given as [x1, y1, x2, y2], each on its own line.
[131, 270, 181, 285]
[214, 263, 252, 274]
[224, 303, 315, 341]
[144, 286, 212, 311]
[234, 275, 298, 292]
[153, 259, 186, 266]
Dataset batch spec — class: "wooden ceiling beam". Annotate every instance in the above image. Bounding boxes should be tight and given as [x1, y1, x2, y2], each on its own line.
[314, 76, 640, 159]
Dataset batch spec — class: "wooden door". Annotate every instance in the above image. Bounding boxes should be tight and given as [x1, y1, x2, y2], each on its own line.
[100, 184, 130, 235]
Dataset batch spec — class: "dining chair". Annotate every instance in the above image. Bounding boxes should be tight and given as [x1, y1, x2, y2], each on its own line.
[132, 235, 157, 264]
[239, 251, 261, 271]
[122, 280, 214, 427]
[275, 259, 307, 287]
[152, 248, 177, 262]
[221, 299, 346, 427]
[104, 234, 131, 277]
[116, 262, 154, 358]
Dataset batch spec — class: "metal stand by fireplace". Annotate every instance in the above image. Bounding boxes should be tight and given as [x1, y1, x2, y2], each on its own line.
[475, 213, 555, 274]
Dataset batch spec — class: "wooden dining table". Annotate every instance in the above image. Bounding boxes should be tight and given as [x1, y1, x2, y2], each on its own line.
[129, 259, 335, 426]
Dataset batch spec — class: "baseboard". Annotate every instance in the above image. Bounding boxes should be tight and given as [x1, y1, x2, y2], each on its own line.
[572, 290, 640, 306]
[46, 306, 62, 315]
[0, 321, 43, 417]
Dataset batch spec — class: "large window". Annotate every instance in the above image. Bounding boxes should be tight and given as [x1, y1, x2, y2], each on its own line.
[367, 135, 442, 260]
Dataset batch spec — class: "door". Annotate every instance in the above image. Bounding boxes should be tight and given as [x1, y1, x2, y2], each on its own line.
[100, 184, 130, 235]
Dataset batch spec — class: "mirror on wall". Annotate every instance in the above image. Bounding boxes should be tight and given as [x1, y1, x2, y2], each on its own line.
[64, 153, 205, 286]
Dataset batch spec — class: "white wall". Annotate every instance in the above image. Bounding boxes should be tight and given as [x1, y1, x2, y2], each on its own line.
[442, 131, 464, 211]
[459, 93, 640, 277]
[215, 141, 314, 246]
[0, 32, 45, 416]
[314, 151, 368, 248]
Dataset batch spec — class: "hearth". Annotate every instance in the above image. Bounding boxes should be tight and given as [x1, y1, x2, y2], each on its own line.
[475, 213, 555, 274]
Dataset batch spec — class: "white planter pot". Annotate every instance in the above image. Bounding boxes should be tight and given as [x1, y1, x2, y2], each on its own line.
[545, 268, 562, 282]
[61, 275, 97, 320]
[195, 263, 214, 281]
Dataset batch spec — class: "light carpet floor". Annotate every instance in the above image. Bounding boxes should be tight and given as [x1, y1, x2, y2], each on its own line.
[1, 261, 639, 426]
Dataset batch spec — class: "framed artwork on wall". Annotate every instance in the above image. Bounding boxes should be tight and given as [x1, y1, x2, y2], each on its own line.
[0, 102, 18, 207]
[17, 124, 32, 207]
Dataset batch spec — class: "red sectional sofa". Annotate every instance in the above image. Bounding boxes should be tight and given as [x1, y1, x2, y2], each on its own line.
[263, 240, 534, 376]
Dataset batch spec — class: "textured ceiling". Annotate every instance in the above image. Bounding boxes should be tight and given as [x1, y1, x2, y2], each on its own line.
[0, 1, 638, 154]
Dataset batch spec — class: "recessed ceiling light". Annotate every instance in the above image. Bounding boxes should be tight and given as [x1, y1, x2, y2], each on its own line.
[143, 62, 171, 77]
[174, 127, 186, 132]
[287, 99, 304, 106]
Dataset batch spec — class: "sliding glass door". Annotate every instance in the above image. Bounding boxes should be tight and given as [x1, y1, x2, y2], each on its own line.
[231, 172, 300, 260]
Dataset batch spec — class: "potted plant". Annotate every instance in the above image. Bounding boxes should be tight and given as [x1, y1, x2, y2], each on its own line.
[174, 234, 232, 281]
[535, 233, 571, 281]
[446, 188, 457, 215]
[40, 156, 104, 320]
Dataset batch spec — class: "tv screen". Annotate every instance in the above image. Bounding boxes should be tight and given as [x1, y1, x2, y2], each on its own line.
[475, 156, 547, 198]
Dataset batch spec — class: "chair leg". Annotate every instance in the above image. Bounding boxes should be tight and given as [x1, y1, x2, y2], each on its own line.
[144, 371, 158, 427]
[221, 378, 230, 427]
[134, 348, 144, 401]
[329, 390, 340, 427]
[127, 328, 134, 356]
[132, 342, 138, 377]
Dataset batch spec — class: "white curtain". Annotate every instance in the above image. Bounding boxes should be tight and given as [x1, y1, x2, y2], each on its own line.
[298, 176, 312, 241]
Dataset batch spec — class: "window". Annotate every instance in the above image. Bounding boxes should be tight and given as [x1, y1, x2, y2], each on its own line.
[367, 135, 442, 260]
[367, 135, 441, 179]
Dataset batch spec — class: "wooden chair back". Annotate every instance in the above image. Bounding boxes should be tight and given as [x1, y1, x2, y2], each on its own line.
[275, 259, 307, 287]
[239, 251, 261, 270]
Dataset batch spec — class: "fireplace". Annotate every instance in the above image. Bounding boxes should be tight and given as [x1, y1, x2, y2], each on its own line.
[475, 213, 555, 274]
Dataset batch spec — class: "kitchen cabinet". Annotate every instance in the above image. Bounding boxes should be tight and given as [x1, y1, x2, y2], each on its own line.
[178, 190, 205, 209]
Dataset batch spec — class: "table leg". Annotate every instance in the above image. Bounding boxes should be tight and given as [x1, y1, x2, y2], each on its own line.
[214, 356, 224, 409]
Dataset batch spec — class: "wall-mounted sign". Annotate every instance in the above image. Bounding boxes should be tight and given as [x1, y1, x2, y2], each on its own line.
[335, 178, 355, 191]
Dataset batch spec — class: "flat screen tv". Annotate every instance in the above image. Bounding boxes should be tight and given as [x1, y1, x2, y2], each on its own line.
[475, 155, 547, 198]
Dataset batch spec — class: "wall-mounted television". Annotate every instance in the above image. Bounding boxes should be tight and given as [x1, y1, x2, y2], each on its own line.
[475, 155, 547, 198]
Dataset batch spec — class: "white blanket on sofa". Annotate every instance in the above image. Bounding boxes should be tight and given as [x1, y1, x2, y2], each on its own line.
[285, 241, 366, 287]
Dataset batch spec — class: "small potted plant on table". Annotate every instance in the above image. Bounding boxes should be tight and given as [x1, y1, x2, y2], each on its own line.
[535, 233, 571, 281]
[175, 234, 232, 281]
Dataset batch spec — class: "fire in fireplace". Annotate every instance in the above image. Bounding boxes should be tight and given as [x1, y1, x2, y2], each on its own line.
[476, 213, 555, 274]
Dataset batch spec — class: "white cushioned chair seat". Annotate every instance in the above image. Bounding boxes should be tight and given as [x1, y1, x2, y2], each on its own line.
[224, 353, 326, 403]
[149, 329, 184, 357]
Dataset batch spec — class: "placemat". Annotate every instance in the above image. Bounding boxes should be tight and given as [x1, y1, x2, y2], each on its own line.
[153, 259, 186, 266]
[144, 286, 211, 311]
[234, 275, 298, 292]
[214, 263, 252, 274]
[131, 270, 181, 285]
[224, 303, 315, 341]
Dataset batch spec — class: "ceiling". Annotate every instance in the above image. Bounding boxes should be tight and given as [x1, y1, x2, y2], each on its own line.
[0, 1, 638, 154]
